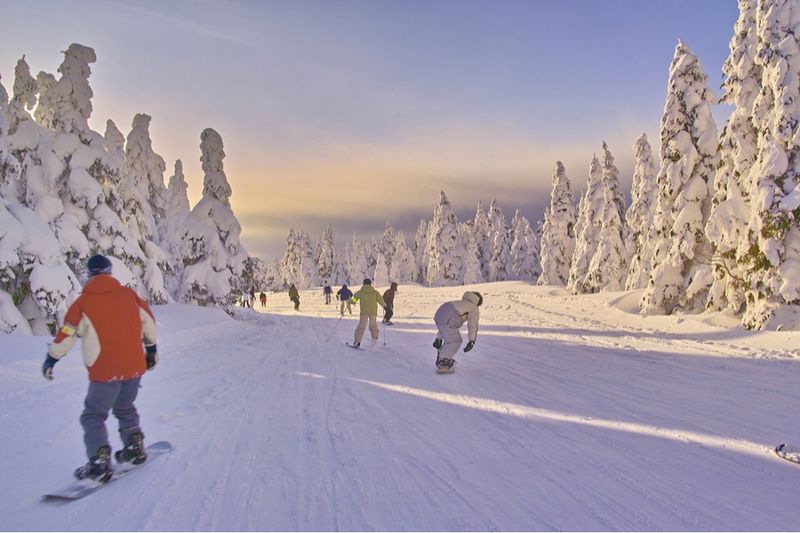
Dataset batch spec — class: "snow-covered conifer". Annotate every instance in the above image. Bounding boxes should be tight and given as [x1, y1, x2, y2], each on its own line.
[511, 210, 540, 281]
[347, 234, 369, 282]
[425, 191, 463, 286]
[488, 200, 511, 282]
[317, 225, 335, 283]
[738, 0, 800, 328]
[380, 221, 396, 270]
[389, 231, 418, 283]
[641, 41, 719, 315]
[472, 201, 492, 279]
[7, 57, 37, 134]
[568, 155, 603, 293]
[413, 219, 428, 283]
[538, 162, 576, 286]
[625, 134, 659, 290]
[373, 252, 390, 287]
[179, 128, 248, 309]
[280, 228, 303, 288]
[35, 44, 96, 137]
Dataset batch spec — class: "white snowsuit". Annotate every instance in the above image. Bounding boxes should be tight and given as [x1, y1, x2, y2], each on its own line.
[434, 291, 481, 360]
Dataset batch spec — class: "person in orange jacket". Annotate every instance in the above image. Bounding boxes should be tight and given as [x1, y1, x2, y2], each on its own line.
[42, 254, 158, 483]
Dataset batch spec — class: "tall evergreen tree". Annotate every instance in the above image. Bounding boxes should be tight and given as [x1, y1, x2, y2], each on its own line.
[625, 134, 659, 290]
[705, 0, 760, 314]
[538, 162, 576, 286]
[641, 41, 719, 315]
[472, 201, 492, 279]
[488, 200, 511, 282]
[511, 210, 540, 281]
[426, 191, 463, 286]
[568, 155, 603, 293]
[740, 0, 800, 328]
[389, 231, 418, 283]
[317, 224, 335, 284]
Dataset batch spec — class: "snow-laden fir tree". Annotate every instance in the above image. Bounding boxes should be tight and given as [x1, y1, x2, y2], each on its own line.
[316, 224, 335, 284]
[585, 142, 629, 292]
[625, 134, 659, 290]
[413, 219, 429, 283]
[373, 252, 390, 287]
[510, 210, 540, 281]
[488, 200, 511, 282]
[332, 248, 350, 285]
[389, 231, 418, 283]
[380, 221, 396, 272]
[704, 0, 760, 314]
[641, 41, 719, 315]
[347, 234, 369, 282]
[472, 201, 492, 279]
[179, 128, 248, 309]
[538, 161, 576, 286]
[280, 228, 303, 288]
[425, 191, 464, 286]
[739, 0, 800, 328]
[459, 222, 483, 284]
[34, 44, 96, 138]
[160, 160, 191, 297]
[299, 229, 319, 287]
[6, 56, 37, 134]
[568, 155, 603, 293]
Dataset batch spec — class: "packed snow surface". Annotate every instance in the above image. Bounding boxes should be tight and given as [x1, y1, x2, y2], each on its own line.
[2, 281, 800, 531]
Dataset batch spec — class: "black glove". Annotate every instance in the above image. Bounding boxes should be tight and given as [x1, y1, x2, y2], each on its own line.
[42, 354, 58, 380]
[145, 344, 158, 370]
[463, 341, 475, 353]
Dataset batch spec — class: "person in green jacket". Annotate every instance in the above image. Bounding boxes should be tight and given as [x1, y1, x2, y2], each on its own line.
[351, 279, 386, 348]
[288, 284, 300, 311]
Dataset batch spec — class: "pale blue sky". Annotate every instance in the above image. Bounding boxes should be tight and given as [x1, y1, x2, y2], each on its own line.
[1, 0, 740, 258]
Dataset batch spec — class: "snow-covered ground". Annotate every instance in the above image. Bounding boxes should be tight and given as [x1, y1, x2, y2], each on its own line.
[2, 281, 800, 531]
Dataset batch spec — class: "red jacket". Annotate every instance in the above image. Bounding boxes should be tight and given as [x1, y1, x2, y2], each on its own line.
[49, 275, 157, 382]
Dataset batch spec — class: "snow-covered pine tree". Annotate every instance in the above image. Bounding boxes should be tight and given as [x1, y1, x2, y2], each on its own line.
[704, 0, 760, 314]
[7, 56, 37, 135]
[347, 234, 369, 282]
[488, 200, 511, 282]
[317, 224, 335, 284]
[739, 0, 800, 328]
[538, 161, 576, 286]
[389, 231, 418, 283]
[472, 201, 492, 279]
[625, 134, 659, 290]
[413, 219, 429, 283]
[510, 210, 540, 281]
[280, 228, 302, 288]
[380, 221, 396, 272]
[179, 128, 248, 309]
[641, 41, 719, 315]
[160, 160, 191, 297]
[568, 155, 603, 293]
[118, 113, 170, 301]
[459, 222, 483, 285]
[426, 191, 463, 286]
[374, 252, 390, 287]
[299, 230, 319, 287]
[586, 142, 629, 292]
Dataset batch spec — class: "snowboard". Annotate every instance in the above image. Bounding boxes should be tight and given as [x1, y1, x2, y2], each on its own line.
[435, 355, 456, 374]
[774, 443, 800, 465]
[43, 440, 174, 502]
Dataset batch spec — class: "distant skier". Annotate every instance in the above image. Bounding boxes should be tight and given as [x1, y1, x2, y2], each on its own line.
[41, 254, 158, 482]
[432, 291, 482, 373]
[382, 282, 398, 325]
[351, 279, 386, 348]
[288, 284, 300, 311]
[241, 290, 252, 308]
[259, 291, 267, 307]
[323, 282, 333, 305]
[337, 284, 353, 316]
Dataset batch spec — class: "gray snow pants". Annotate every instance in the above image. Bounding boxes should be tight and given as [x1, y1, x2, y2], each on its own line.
[434, 303, 464, 360]
[80, 377, 142, 459]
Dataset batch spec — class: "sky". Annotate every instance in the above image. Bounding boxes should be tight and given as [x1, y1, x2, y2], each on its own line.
[0, 0, 740, 259]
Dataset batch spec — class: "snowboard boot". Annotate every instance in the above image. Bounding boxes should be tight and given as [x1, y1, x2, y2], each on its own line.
[74, 445, 113, 483]
[115, 431, 147, 465]
[436, 357, 456, 373]
[432, 338, 443, 350]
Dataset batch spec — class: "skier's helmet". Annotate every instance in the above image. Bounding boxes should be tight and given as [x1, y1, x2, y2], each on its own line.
[474, 291, 483, 307]
[87, 254, 112, 277]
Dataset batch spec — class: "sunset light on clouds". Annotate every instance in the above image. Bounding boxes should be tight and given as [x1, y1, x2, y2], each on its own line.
[1, 0, 739, 258]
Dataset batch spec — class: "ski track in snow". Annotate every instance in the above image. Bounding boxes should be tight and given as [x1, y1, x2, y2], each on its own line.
[3, 282, 800, 531]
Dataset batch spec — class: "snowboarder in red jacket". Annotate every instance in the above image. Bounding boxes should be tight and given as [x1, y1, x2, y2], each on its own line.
[42, 254, 158, 482]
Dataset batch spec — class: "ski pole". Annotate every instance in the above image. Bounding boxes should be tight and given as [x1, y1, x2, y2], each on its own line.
[326, 315, 343, 342]
[382, 320, 387, 346]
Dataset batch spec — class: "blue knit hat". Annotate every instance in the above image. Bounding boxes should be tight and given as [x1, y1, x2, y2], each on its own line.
[87, 254, 112, 276]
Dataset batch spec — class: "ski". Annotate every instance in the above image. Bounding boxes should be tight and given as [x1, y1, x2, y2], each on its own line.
[775, 443, 800, 465]
[345, 342, 365, 351]
[43, 441, 174, 502]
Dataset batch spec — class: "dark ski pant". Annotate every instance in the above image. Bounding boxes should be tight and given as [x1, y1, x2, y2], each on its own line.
[434, 302, 463, 360]
[291, 296, 300, 310]
[81, 377, 142, 459]
[383, 304, 394, 323]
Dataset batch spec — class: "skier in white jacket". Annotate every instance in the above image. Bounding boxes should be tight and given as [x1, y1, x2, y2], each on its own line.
[432, 291, 482, 373]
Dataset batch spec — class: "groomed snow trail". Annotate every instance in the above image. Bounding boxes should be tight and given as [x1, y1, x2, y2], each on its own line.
[3, 282, 800, 531]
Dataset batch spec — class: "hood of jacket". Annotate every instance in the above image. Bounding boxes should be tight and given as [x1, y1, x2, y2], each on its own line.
[461, 291, 481, 306]
[84, 274, 123, 295]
